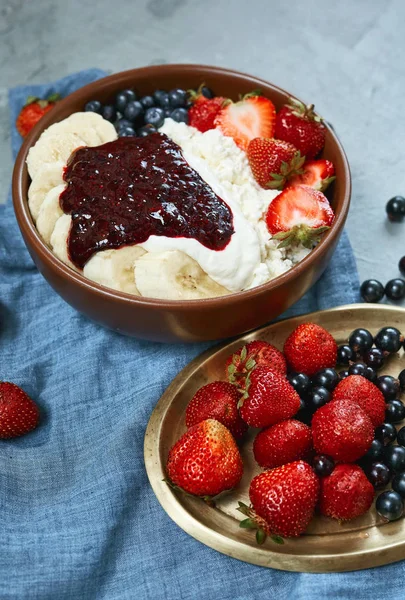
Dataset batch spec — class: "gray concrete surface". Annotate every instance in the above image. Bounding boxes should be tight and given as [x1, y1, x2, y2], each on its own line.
[1, 0, 405, 304]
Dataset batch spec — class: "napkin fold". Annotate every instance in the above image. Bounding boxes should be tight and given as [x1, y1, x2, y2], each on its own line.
[1, 70, 393, 600]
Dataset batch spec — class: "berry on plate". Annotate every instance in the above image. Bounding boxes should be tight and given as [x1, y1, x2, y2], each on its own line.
[214, 93, 276, 151]
[166, 419, 243, 498]
[332, 375, 386, 427]
[311, 399, 374, 462]
[16, 94, 60, 137]
[185, 381, 247, 440]
[247, 137, 304, 190]
[265, 184, 335, 248]
[288, 159, 335, 192]
[188, 93, 227, 133]
[238, 460, 319, 542]
[253, 419, 312, 469]
[319, 464, 374, 520]
[274, 98, 326, 159]
[238, 366, 301, 428]
[0, 382, 40, 438]
[283, 322, 338, 377]
[226, 340, 287, 386]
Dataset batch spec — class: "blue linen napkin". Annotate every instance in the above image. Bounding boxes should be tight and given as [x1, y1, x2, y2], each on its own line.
[1, 69, 394, 600]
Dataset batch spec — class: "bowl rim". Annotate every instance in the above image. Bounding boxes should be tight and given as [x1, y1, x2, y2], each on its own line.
[12, 63, 351, 311]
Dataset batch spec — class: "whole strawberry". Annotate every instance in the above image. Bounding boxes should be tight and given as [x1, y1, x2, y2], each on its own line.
[238, 460, 319, 542]
[283, 322, 337, 376]
[253, 419, 312, 469]
[311, 399, 373, 462]
[189, 94, 227, 133]
[226, 340, 287, 386]
[239, 366, 300, 428]
[16, 94, 60, 137]
[332, 375, 385, 427]
[185, 381, 247, 440]
[247, 137, 305, 190]
[0, 382, 40, 438]
[275, 98, 326, 159]
[319, 464, 374, 520]
[166, 419, 243, 497]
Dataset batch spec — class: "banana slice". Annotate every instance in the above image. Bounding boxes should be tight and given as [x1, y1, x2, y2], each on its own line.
[50, 214, 78, 271]
[41, 112, 117, 146]
[36, 184, 66, 245]
[83, 246, 146, 294]
[27, 132, 86, 179]
[28, 161, 65, 222]
[134, 250, 230, 300]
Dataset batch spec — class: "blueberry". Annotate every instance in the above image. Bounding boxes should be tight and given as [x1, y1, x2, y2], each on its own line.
[375, 422, 397, 445]
[201, 86, 214, 99]
[399, 256, 405, 277]
[377, 374, 400, 400]
[123, 89, 137, 102]
[168, 88, 187, 108]
[386, 399, 405, 423]
[339, 369, 349, 381]
[140, 95, 155, 109]
[124, 100, 144, 123]
[101, 104, 116, 122]
[399, 369, 405, 392]
[364, 461, 391, 489]
[84, 100, 102, 113]
[153, 90, 170, 108]
[115, 118, 133, 132]
[306, 386, 331, 412]
[348, 361, 367, 377]
[118, 126, 136, 137]
[115, 92, 128, 112]
[185, 99, 194, 109]
[364, 439, 384, 461]
[376, 490, 404, 521]
[312, 455, 335, 477]
[145, 107, 165, 128]
[385, 278, 405, 301]
[287, 373, 312, 397]
[397, 426, 405, 447]
[312, 368, 339, 391]
[360, 279, 385, 303]
[137, 124, 157, 137]
[164, 108, 172, 117]
[384, 445, 405, 472]
[386, 196, 405, 222]
[170, 108, 189, 124]
[364, 347, 385, 370]
[392, 472, 405, 498]
[375, 327, 403, 353]
[337, 344, 355, 365]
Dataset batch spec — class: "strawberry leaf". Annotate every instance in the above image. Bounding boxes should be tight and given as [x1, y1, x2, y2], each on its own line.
[256, 529, 267, 545]
[240, 345, 247, 362]
[239, 518, 257, 529]
[271, 535, 284, 545]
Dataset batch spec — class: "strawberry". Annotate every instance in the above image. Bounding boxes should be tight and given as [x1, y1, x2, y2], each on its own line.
[16, 94, 60, 137]
[265, 184, 335, 248]
[0, 382, 39, 438]
[288, 159, 335, 192]
[319, 464, 374, 521]
[311, 399, 374, 463]
[274, 98, 326, 159]
[214, 94, 276, 151]
[283, 322, 338, 377]
[253, 419, 312, 469]
[226, 340, 287, 387]
[185, 381, 247, 440]
[332, 375, 386, 427]
[239, 366, 300, 428]
[188, 94, 227, 133]
[166, 419, 243, 497]
[247, 137, 305, 190]
[238, 460, 319, 542]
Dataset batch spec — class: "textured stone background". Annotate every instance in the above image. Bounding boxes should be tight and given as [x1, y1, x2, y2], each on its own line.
[1, 0, 404, 303]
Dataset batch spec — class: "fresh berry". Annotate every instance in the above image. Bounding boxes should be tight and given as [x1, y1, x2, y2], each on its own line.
[375, 422, 397, 445]
[332, 375, 385, 426]
[185, 381, 247, 440]
[374, 327, 403, 353]
[226, 340, 287, 386]
[399, 256, 405, 277]
[119, 126, 136, 137]
[200, 86, 214, 99]
[253, 419, 312, 469]
[124, 100, 144, 123]
[363, 438, 384, 461]
[115, 118, 133, 132]
[214, 94, 276, 151]
[240, 461, 319, 540]
[376, 490, 404, 521]
[84, 99, 102, 113]
[397, 425, 405, 447]
[274, 99, 326, 159]
[385, 399, 405, 423]
[306, 386, 331, 412]
[144, 107, 165, 128]
[101, 104, 116, 122]
[166, 419, 243, 497]
[360, 279, 385, 303]
[312, 454, 335, 477]
[348, 328, 374, 353]
[266, 185, 334, 248]
[115, 92, 128, 112]
[339, 369, 349, 381]
[364, 461, 391, 489]
[385, 278, 405, 301]
[122, 89, 137, 102]
[311, 399, 373, 462]
[399, 369, 405, 391]
[283, 322, 337, 377]
[386, 196, 405, 222]
[319, 464, 374, 520]
[168, 88, 187, 108]
[189, 95, 227, 133]
[153, 90, 170, 108]
[376, 374, 400, 400]
[239, 367, 300, 428]
[384, 445, 405, 473]
[16, 94, 60, 137]
[0, 382, 40, 438]
[247, 137, 304, 190]
[169, 108, 189, 124]
[364, 347, 385, 371]
[140, 95, 155, 110]
[392, 472, 405, 498]
[288, 159, 335, 192]
[287, 372, 312, 397]
[337, 344, 356, 365]
[348, 362, 377, 382]
[137, 124, 157, 137]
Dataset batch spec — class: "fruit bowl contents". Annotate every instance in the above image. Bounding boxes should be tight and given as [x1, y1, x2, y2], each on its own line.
[26, 84, 336, 300]
[164, 322, 405, 543]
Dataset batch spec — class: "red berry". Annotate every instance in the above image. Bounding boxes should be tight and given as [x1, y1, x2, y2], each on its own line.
[332, 375, 386, 427]
[226, 340, 287, 386]
[253, 419, 312, 469]
[319, 464, 374, 520]
[0, 382, 40, 438]
[283, 322, 338, 377]
[275, 100, 326, 159]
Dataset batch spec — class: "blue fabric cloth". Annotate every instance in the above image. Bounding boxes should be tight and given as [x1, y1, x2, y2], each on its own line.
[2, 69, 395, 600]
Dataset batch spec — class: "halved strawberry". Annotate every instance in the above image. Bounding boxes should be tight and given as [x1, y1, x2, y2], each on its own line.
[265, 184, 335, 248]
[289, 159, 335, 192]
[247, 137, 305, 190]
[214, 94, 276, 151]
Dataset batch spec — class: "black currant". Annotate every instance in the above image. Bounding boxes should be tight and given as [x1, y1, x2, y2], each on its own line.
[364, 438, 384, 461]
[397, 426, 405, 447]
[384, 445, 405, 472]
[363, 347, 385, 370]
[348, 328, 374, 353]
[375, 422, 397, 445]
[348, 362, 367, 377]
[144, 107, 165, 128]
[386, 399, 405, 423]
[377, 375, 400, 400]
[399, 369, 405, 392]
[312, 368, 339, 391]
[312, 455, 335, 477]
[84, 100, 102, 113]
[392, 472, 405, 498]
[385, 279, 405, 301]
[287, 373, 311, 397]
[386, 196, 405, 222]
[364, 461, 391, 489]
[360, 279, 385, 303]
[375, 327, 403, 353]
[399, 256, 405, 277]
[376, 490, 404, 520]
[339, 369, 349, 381]
[337, 344, 356, 365]
[306, 386, 331, 412]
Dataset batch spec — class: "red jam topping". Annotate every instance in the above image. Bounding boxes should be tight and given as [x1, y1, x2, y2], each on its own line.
[59, 133, 234, 269]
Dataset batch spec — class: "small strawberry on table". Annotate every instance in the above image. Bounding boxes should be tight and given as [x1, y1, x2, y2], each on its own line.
[16, 94, 60, 137]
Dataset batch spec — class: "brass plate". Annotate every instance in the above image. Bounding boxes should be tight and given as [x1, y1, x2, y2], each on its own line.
[144, 304, 405, 572]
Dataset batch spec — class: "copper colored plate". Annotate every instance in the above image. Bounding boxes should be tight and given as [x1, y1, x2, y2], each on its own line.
[144, 303, 405, 572]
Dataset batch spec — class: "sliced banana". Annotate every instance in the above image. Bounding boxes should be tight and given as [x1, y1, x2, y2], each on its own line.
[41, 112, 117, 146]
[28, 161, 65, 222]
[50, 214, 78, 271]
[134, 250, 230, 300]
[27, 132, 86, 179]
[36, 184, 66, 245]
[83, 246, 146, 294]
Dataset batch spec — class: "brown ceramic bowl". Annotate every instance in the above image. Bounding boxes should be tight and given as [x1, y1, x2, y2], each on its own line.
[12, 64, 351, 343]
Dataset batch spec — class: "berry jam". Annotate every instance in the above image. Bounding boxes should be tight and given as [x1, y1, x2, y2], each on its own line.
[59, 133, 234, 269]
